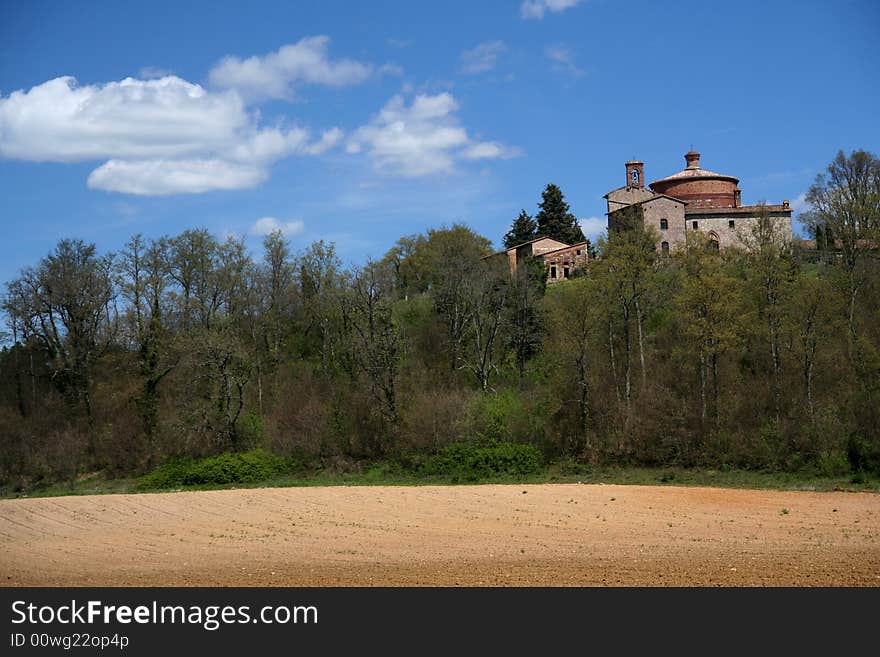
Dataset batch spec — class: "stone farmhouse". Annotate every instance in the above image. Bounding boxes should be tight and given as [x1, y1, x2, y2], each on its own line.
[606, 150, 793, 254]
[490, 236, 591, 284]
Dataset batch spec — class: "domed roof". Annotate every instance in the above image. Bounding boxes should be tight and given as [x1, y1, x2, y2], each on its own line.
[649, 151, 739, 188]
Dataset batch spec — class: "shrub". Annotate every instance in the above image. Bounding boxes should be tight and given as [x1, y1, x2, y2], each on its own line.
[423, 440, 543, 481]
[463, 389, 550, 448]
[238, 410, 265, 448]
[138, 449, 295, 490]
[846, 434, 879, 475]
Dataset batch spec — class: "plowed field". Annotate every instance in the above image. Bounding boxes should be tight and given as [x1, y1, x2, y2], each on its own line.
[2, 483, 878, 586]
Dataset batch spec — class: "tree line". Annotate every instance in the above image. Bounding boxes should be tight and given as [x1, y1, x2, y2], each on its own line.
[1, 149, 879, 489]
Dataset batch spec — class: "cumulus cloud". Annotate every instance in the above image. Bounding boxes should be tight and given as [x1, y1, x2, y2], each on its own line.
[0, 76, 246, 161]
[347, 92, 519, 177]
[0, 75, 343, 195]
[521, 0, 583, 20]
[579, 216, 606, 241]
[460, 40, 506, 74]
[208, 36, 372, 102]
[249, 217, 306, 237]
[88, 159, 266, 196]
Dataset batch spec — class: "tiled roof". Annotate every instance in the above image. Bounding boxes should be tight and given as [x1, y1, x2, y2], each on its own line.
[484, 235, 571, 258]
[539, 241, 590, 257]
[650, 167, 739, 186]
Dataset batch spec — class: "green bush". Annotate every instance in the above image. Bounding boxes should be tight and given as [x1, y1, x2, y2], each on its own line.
[423, 440, 543, 481]
[138, 449, 294, 490]
[239, 411, 265, 447]
[815, 451, 850, 477]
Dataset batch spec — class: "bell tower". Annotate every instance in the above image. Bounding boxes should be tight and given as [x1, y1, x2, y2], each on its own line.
[625, 160, 644, 189]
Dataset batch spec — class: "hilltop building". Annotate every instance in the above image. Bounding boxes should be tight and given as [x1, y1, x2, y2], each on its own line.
[494, 149, 793, 283]
[490, 236, 591, 283]
[605, 150, 793, 254]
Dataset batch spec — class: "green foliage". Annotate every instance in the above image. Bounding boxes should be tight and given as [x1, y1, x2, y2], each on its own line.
[535, 183, 585, 245]
[239, 411, 265, 447]
[3, 148, 880, 490]
[503, 209, 538, 248]
[137, 449, 295, 490]
[423, 440, 543, 481]
[464, 388, 549, 446]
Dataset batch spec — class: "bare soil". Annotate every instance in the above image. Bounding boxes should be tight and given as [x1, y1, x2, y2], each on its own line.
[2, 483, 878, 586]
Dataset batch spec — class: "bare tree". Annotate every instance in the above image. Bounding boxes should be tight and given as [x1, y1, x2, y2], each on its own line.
[741, 204, 796, 419]
[118, 235, 176, 448]
[804, 149, 880, 343]
[459, 259, 510, 392]
[346, 261, 401, 445]
[3, 239, 115, 431]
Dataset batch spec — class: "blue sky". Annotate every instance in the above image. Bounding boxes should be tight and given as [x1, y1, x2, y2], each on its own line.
[1, 0, 878, 284]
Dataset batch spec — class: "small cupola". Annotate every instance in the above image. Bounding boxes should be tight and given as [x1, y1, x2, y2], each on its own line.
[684, 150, 701, 169]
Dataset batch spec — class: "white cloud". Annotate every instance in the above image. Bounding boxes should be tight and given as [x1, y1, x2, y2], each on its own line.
[545, 44, 584, 76]
[789, 192, 809, 215]
[460, 40, 506, 74]
[0, 76, 246, 161]
[304, 127, 345, 155]
[249, 217, 306, 237]
[579, 216, 606, 241]
[0, 75, 343, 195]
[88, 159, 266, 196]
[347, 92, 519, 177]
[208, 36, 372, 102]
[521, 0, 583, 20]
[789, 193, 812, 237]
[461, 141, 520, 160]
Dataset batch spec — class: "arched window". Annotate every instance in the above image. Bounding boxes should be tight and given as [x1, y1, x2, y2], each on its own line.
[661, 241, 670, 255]
[660, 218, 668, 230]
[631, 169, 639, 184]
[708, 231, 720, 251]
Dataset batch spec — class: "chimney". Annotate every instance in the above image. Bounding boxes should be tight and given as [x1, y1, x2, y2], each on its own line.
[625, 160, 644, 189]
[684, 150, 701, 169]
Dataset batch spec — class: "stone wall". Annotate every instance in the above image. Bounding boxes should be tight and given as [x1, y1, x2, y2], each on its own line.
[685, 207, 793, 250]
[543, 243, 590, 283]
[605, 186, 654, 213]
[641, 196, 686, 253]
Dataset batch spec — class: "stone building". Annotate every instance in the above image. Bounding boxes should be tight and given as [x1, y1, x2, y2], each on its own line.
[606, 151, 792, 253]
[488, 236, 591, 283]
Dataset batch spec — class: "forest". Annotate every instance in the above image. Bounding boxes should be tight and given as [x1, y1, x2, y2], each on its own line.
[1, 149, 879, 491]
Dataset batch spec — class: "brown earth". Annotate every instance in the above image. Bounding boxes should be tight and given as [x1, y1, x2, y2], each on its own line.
[1, 483, 878, 586]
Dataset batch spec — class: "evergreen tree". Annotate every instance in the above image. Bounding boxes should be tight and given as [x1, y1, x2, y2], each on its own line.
[535, 183, 585, 245]
[503, 210, 537, 248]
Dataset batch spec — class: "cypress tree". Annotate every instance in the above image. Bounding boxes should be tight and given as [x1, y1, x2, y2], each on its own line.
[503, 209, 538, 248]
[535, 183, 585, 245]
